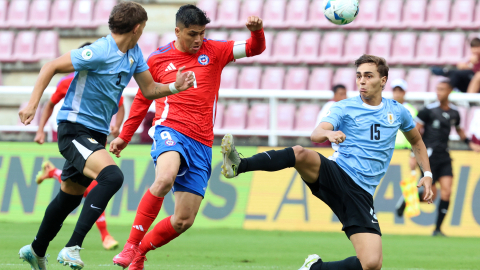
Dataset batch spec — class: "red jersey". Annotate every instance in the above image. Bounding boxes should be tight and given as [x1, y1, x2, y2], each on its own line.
[51, 73, 124, 106]
[120, 39, 235, 147]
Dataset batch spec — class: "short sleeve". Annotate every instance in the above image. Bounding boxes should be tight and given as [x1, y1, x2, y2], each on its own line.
[320, 103, 344, 130]
[134, 46, 149, 74]
[415, 107, 429, 125]
[70, 42, 106, 71]
[209, 39, 235, 67]
[400, 105, 416, 132]
[50, 77, 72, 104]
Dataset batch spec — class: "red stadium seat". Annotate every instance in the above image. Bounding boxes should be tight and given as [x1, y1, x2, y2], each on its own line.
[229, 31, 253, 64]
[384, 68, 406, 92]
[214, 0, 240, 28]
[308, 0, 338, 29]
[50, 0, 73, 28]
[272, 31, 297, 64]
[452, 0, 475, 29]
[262, 0, 286, 28]
[223, 103, 248, 129]
[402, 0, 427, 29]
[0, 0, 7, 29]
[369, 32, 392, 60]
[247, 103, 269, 130]
[197, 0, 218, 27]
[415, 33, 441, 65]
[390, 32, 417, 65]
[342, 32, 369, 64]
[318, 32, 345, 64]
[238, 67, 262, 89]
[296, 31, 321, 64]
[35, 31, 59, 61]
[239, 0, 263, 25]
[252, 31, 275, 64]
[440, 33, 466, 65]
[284, 68, 309, 90]
[28, 0, 51, 28]
[333, 68, 356, 92]
[214, 102, 225, 129]
[7, 0, 29, 29]
[13, 31, 37, 62]
[406, 69, 430, 92]
[277, 103, 296, 130]
[94, 0, 117, 27]
[426, 0, 452, 29]
[308, 68, 333, 91]
[0, 31, 15, 62]
[138, 32, 159, 60]
[295, 104, 320, 131]
[378, 0, 403, 29]
[207, 31, 228, 41]
[261, 67, 285, 90]
[345, 0, 380, 29]
[159, 32, 176, 47]
[72, 0, 95, 28]
[285, 0, 309, 28]
[220, 66, 239, 89]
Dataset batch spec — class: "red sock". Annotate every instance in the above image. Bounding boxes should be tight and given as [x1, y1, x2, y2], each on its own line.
[49, 169, 62, 183]
[138, 216, 180, 255]
[127, 189, 164, 246]
[96, 212, 109, 241]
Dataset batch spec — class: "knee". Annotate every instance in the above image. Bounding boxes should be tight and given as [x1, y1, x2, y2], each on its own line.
[441, 188, 452, 200]
[151, 173, 176, 196]
[171, 215, 195, 233]
[97, 165, 124, 191]
[361, 256, 382, 270]
[292, 145, 306, 163]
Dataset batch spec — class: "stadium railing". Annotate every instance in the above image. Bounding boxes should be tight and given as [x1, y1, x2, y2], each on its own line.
[2, 86, 480, 146]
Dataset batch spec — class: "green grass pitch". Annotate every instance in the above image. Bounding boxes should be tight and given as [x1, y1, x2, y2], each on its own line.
[2, 222, 480, 270]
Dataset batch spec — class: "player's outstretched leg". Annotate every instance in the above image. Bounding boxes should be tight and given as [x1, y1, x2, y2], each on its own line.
[36, 161, 62, 184]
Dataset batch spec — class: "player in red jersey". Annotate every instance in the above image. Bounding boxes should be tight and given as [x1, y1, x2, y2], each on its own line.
[110, 4, 265, 269]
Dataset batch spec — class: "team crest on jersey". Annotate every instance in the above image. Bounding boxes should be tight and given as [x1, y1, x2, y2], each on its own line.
[198, 54, 210, 65]
[87, 138, 98, 144]
[165, 139, 176, 146]
[129, 56, 134, 68]
[387, 112, 394, 124]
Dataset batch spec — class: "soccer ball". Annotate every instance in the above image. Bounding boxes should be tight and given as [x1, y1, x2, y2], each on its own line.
[323, 0, 359, 25]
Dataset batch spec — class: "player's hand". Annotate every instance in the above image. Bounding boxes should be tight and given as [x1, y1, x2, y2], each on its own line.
[34, 130, 45, 144]
[246, 16, 263, 31]
[174, 66, 195, 92]
[417, 176, 434, 204]
[326, 131, 346, 145]
[110, 125, 120, 138]
[19, 104, 37, 126]
[109, 137, 127, 158]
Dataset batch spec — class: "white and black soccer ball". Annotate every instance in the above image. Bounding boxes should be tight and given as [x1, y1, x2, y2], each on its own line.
[323, 0, 359, 25]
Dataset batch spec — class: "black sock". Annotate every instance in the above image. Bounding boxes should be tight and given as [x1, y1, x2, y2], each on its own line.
[237, 147, 295, 174]
[66, 165, 123, 247]
[31, 190, 83, 257]
[311, 256, 362, 270]
[435, 200, 450, 231]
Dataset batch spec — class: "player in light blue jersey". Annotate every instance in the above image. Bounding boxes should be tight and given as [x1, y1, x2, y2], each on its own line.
[221, 55, 434, 270]
[18, 2, 195, 270]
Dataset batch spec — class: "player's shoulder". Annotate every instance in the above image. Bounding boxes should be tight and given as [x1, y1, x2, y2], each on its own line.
[335, 96, 358, 107]
[426, 101, 441, 110]
[147, 42, 175, 63]
[448, 102, 459, 112]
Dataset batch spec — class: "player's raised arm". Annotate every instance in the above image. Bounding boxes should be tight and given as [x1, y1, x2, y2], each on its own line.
[232, 16, 266, 60]
[311, 122, 346, 144]
[19, 53, 75, 125]
[133, 67, 195, 100]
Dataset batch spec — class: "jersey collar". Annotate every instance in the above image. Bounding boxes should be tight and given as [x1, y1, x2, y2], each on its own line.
[107, 34, 126, 56]
[358, 96, 384, 110]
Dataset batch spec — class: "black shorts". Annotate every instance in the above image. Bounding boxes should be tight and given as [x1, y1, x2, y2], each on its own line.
[57, 122, 107, 187]
[429, 151, 452, 183]
[304, 154, 382, 239]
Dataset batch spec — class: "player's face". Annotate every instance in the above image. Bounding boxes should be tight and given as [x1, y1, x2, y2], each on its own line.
[471, 46, 480, 57]
[333, 88, 347, 102]
[392, 87, 405, 103]
[176, 24, 206, 54]
[436, 82, 452, 102]
[356, 63, 386, 100]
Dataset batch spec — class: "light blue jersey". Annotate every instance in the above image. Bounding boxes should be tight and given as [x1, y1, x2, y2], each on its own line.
[322, 96, 416, 195]
[57, 34, 149, 134]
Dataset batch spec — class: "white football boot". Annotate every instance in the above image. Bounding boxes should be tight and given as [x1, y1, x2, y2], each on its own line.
[220, 134, 242, 178]
[57, 246, 84, 269]
[298, 254, 322, 270]
[19, 244, 49, 270]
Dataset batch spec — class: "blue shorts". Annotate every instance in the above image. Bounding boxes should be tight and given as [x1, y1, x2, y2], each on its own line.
[150, 125, 212, 197]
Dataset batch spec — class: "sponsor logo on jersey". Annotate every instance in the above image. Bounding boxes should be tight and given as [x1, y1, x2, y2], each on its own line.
[129, 56, 134, 67]
[198, 54, 210, 65]
[87, 138, 98, 144]
[81, 49, 93, 60]
[165, 62, 177, 71]
[387, 112, 394, 124]
[165, 139, 176, 146]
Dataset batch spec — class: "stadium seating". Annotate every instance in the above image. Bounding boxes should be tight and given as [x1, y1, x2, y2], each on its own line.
[197, 0, 217, 27]
[252, 31, 274, 64]
[207, 31, 229, 41]
[285, 0, 309, 28]
[28, 0, 51, 28]
[277, 103, 296, 130]
[214, 0, 241, 28]
[247, 103, 269, 130]
[406, 69, 430, 92]
[220, 66, 239, 89]
[7, 0, 29, 29]
[0, 31, 15, 62]
[344, 0, 380, 29]
[262, 0, 286, 28]
[272, 31, 297, 63]
[284, 68, 309, 90]
[94, 0, 117, 27]
[308, 68, 333, 91]
[342, 32, 369, 64]
[390, 32, 417, 65]
[0, 0, 7, 29]
[384, 68, 406, 92]
[309, 0, 336, 29]
[296, 31, 321, 64]
[138, 32, 159, 60]
[378, 0, 403, 29]
[369, 32, 392, 60]
[402, 0, 428, 29]
[261, 67, 285, 90]
[223, 103, 248, 129]
[13, 31, 37, 62]
[238, 66, 262, 89]
[415, 32, 441, 65]
[440, 32, 465, 65]
[426, 0, 452, 29]
[239, 0, 263, 27]
[50, 0, 73, 28]
[72, 0, 95, 28]
[318, 32, 345, 64]
[472, 1, 480, 29]
[295, 104, 320, 131]
[452, 0, 475, 29]
[35, 31, 59, 61]
[429, 75, 444, 92]
[214, 102, 225, 128]
[333, 68, 356, 91]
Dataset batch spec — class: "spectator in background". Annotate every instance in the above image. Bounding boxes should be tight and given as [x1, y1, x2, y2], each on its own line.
[431, 38, 480, 93]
